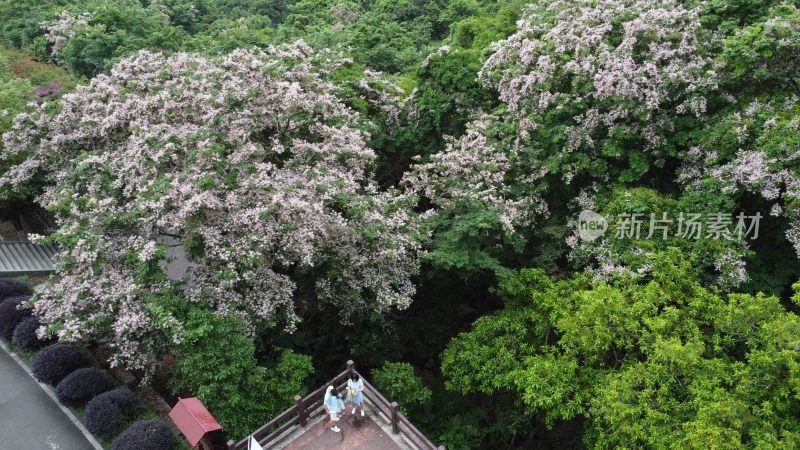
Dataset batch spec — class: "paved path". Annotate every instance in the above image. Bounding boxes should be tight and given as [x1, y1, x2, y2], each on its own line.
[0, 348, 95, 450]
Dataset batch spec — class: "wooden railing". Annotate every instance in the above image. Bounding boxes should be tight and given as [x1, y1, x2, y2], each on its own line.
[228, 360, 444, 450]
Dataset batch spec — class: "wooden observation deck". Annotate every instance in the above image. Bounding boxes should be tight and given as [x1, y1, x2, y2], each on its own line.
[227, 361, 443, 450]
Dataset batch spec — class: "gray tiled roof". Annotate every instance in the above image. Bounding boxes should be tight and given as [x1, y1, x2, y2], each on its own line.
[0, 241, 56, 276]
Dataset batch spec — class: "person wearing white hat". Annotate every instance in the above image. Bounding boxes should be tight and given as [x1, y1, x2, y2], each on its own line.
[323, 385, 344, 433]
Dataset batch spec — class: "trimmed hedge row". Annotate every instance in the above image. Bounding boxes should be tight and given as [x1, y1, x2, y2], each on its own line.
[56, 367, 114, 405]
[31, 343, 86, 385]
[31, 346, 174, 448]
[0, 280, 50, 349]
[12, 316, 51, 348]
[85, 389, 141, 439]
[0, 296, 32, 339]
[0, 279, 30, 301]
[93, 388, 141, 413]
[112, 420, 175, 450]
[85, 397, 122, 440]
[3, 280, 176, 449]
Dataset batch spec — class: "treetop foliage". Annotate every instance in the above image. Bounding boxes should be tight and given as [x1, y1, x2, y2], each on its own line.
[0, 0, 799, 447]
[443, 251, 800, 448]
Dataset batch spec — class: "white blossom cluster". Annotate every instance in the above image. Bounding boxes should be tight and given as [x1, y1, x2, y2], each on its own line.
[0, 42, 422, 372]
[681, 97, 800, 258]
[41, 11, 91, 60]
[481, 0, 718, 180]
[404, 115, 548, 233]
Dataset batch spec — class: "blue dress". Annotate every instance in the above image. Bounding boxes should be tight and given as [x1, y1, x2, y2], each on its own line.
[324, 391, 344, 414]
[347, 378, 364, 405]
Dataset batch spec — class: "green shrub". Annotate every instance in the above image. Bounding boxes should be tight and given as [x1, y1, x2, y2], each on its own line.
[371, 361, 431, 416]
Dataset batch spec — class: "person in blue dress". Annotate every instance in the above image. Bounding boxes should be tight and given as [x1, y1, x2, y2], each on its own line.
[323, 385, 344, 433]
[346, 373, 366, 417]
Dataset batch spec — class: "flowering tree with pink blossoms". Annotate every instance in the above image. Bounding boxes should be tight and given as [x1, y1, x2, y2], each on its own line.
[682, 5, 800, 261]
[402, 114, 549, 275]
[560, 4, 800, 293]
[403, 0, 719, 276]
[0, 41, 422, 373]
[41, 11, 91, 61]
[679, 96, 800, 280]
[480, 0, 719, 184]
[565, 188, 753, 290]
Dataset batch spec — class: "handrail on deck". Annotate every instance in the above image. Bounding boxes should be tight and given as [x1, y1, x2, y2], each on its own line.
[228, 360, 444, 450]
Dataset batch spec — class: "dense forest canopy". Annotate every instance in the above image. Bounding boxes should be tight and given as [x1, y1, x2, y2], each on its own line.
[0, 0, 799, 447]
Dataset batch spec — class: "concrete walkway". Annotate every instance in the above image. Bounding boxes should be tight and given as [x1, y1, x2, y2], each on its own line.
[0, 348, 96, 450]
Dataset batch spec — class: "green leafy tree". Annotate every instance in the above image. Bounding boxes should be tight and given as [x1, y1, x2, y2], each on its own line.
[699, 0, 794, 33]
[372, 361, 432, 416]
[58, 1, 187, 77]
[169, 304, 314, 439]
[0, 74, 34, 203]
[182, 17, 274, 55]
[720, 3, 800, 95]
[443, 251, 800, 448]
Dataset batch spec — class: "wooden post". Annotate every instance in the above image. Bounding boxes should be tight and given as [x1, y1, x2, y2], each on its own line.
[226, 439, 236, 450]
[438, 446, 446, 450]
[294, 394, 307, 426]
[199, 436, 216, 450]
[347, 360, 355, 376]
[390, 401, 400, 434]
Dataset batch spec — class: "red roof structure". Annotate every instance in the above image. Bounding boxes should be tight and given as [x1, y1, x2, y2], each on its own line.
[169, 397, 223, 448]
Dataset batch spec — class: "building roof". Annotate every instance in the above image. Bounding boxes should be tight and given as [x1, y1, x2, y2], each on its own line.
[0, 241, 55, 276]
[169, 397, 223, 447]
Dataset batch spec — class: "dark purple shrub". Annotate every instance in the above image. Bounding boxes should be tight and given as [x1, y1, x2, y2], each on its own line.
[84, 396, 122, 439]
[85, 389, 141, 439]
[112, 420, 175, 450]
[12, 316, 50, 348]
[0, 279, 30, 301]
[56, 367, 114, 405]
[0, 296, 32, 339]
[31, 344, 86, 385]
[33, 82, 61, 105]
[94, 388, 141, 414]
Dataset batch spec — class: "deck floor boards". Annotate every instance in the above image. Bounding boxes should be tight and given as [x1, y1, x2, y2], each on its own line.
[281, 413, 403, 450]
